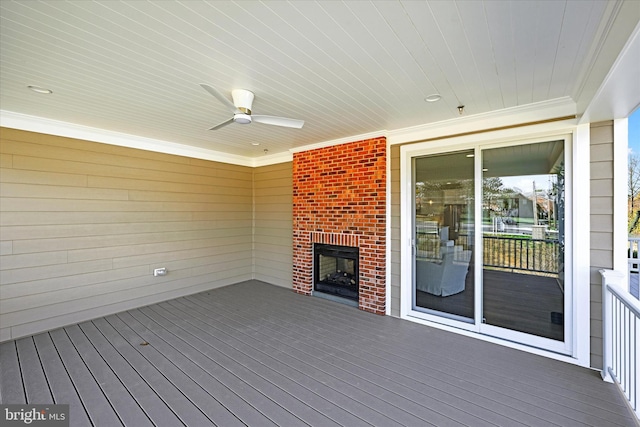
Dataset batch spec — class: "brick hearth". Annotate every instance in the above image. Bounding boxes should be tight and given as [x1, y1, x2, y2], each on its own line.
[292, 137, 386, 314]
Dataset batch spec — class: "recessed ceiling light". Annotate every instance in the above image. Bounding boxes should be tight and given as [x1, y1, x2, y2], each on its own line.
[424, 94, 441, 102]
[27, 85, 52, 94]
[251, 142, 260, 146]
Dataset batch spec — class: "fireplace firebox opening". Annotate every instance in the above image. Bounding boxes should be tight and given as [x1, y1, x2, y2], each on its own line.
[313, 243, 359, 301]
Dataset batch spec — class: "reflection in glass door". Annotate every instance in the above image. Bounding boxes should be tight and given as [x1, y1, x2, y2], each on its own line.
[407, 138, 570, 352]
[413, 151, 475, 321]
[481, 141, 565, 341]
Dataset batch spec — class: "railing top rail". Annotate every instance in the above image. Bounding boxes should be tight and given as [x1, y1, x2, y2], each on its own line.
[606, 281, 640, 318]
[483, 235, 559, 243]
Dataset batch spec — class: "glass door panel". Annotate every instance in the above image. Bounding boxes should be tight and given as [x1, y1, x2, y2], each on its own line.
[413, 151, 475, 321]
[481, 141, 565, 341]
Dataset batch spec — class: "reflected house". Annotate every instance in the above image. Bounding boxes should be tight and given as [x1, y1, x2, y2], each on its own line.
[483, 191, 535, 230]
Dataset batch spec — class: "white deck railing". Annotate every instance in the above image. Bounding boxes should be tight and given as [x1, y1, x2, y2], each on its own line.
[600, 270, 640, 420]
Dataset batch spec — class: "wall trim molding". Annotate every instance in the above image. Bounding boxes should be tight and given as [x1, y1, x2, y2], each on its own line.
[288, 130, 387, 154]
[387, 97, 577, 146]
[0, 110, 255, 167]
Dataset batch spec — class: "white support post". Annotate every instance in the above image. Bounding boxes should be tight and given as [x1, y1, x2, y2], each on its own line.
[613, 118, 629, 288]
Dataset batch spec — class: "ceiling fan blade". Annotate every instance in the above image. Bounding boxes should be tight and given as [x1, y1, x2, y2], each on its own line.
[252, 115, 304, 129]
[200, 84, 237, 112]
[209, 117, 234, 130]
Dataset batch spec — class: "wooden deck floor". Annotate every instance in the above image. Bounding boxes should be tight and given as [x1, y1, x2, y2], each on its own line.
[1, 280, 636, 427]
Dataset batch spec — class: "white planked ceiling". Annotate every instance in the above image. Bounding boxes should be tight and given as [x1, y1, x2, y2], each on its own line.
[0, 0, 638, 161]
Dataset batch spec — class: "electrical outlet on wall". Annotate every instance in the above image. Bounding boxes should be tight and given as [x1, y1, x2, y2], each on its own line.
[153, 267, 167, 277]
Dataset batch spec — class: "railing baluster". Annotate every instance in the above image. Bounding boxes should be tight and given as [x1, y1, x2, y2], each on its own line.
[518, 239, 523, 269]
[600, 269, 640, 420]
[510, 238, 514, 269]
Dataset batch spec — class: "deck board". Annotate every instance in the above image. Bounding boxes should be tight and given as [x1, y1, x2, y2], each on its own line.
[163, 299, 359, 427]
[15, 337, 53, 404]
[99, 314, 244, 427]
[1, 280, 636, 427]
[76, 321, 183, 426]
[64, 324, 153, 426]
[204, 284, 597, 426]
[182, 292, 520, 426]
[0, 341, 25, 404]
[91, 317, 216, 427]
[48, 328, 124, 426]
[138, 304, 326, 427]
[164, 298, 418, 427]
[121, 309, 281, 427]
[32, 333, 92, 427]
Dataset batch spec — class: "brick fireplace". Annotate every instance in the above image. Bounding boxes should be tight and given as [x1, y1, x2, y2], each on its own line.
[292, 137, 386, 314]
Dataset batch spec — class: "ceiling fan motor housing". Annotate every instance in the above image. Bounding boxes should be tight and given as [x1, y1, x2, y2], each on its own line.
[231, 89, 255, 124]
[231, 89, 255, 111]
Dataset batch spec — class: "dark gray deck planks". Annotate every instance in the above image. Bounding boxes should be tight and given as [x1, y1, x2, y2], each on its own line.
[137, 304, 328, 427]
[285, 293, 632, 424]
[1, 280, 636, 427]
[91, 316, 219, 427]
[32, 333, 92, 427]
[160, 298, 408, 427]
[15, 336, 53, 404]
[157, 299, 366, 427]
[192, 288, 545, 426]
[48, 328, 124, 426]
[76, 321, 185, 426]
[103, 313, 246, 427]
[207, 282, 635, 427]
[275, 284, 633, 425]
[64, 324, 153, 426]
[119, 309, 281, 427]
[0, 341, 25, 404]
[173, 295, 479, 427]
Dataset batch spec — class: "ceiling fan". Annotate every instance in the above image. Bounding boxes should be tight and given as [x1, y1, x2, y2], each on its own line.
[200, 84, 304, 130]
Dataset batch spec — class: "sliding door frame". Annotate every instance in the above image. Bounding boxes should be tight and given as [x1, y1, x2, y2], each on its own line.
[475, 137, 572, 355]
[399, 123, 591, 366]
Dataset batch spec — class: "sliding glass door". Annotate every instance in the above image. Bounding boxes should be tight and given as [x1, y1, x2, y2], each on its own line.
[413, 150, 475, 322]
[410, 139, 569, 353]
[480, 140, 566, 344]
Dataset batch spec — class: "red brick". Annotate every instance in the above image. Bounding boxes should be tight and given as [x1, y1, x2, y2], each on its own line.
[292, 137, 386, 314]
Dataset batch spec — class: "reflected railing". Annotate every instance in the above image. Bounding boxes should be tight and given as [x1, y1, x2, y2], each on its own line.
[483, 235, 559, 275]
[415, 230, 560, 276]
